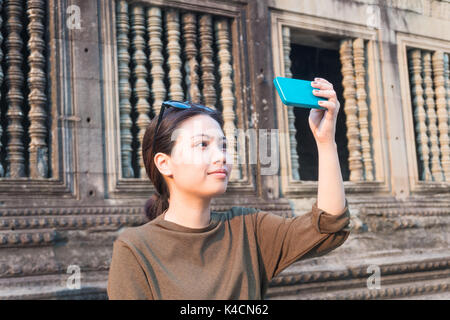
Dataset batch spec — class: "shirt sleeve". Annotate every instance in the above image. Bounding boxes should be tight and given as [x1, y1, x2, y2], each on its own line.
[254, 198, 351, 280]
[107, 239, 154, 300]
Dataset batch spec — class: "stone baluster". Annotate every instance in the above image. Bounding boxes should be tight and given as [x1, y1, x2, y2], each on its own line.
[444, 53, 450, 181]
[182, 13, 201, 104]
[423, 51, 443, 181]
[0, 0, 4, 177]
[131, 5, 151, 178]
[215, 18, 240, 181]
[166, 9, 183, 101]
[5, 0, 26, 178]
[432, 51, 450, 181]
[116, 0, 133, 178]
[199, 14, 216, 109]
[353, 38, 374, 181]
[147, 7, 166, 116]
[444, 53, 450, 126]
[408, 49, 431, 181]
[282, 27, 300, 181]
[340, 39, 363, 181]
[27, 0, 49, 179]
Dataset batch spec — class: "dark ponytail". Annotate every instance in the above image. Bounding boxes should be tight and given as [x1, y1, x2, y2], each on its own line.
[144, 191, 169, 221]
[142, 102, 224, 221]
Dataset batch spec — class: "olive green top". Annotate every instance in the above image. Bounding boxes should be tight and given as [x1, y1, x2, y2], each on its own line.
[107, 200, 351, 299]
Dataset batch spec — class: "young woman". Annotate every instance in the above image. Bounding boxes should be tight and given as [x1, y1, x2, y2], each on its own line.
[107, 77, 352, 299]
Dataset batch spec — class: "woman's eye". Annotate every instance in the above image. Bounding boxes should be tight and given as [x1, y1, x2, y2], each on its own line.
[194, 141, 227, 150]
[196, 141, 208, 148]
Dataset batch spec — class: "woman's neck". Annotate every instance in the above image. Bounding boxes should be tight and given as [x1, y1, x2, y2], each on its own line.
[163, 194, 212, 228]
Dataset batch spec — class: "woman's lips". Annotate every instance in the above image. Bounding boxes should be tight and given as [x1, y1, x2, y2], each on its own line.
[208, 172, 227, 178]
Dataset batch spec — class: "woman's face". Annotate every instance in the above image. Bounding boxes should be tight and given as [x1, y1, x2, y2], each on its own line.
[159, 114, 233, 199]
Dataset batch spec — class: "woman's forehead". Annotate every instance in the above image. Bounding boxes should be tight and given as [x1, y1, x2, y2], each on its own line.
[176, 115, 224, 140]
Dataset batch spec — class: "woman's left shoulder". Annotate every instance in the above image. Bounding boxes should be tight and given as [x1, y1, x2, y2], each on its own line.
[115, 221, 154, 247]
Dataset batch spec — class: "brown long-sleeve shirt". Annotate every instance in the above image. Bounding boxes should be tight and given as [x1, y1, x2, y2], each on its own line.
[107, 200, 352, 299]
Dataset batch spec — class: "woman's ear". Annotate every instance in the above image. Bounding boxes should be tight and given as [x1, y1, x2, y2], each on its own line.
[154, 152, 173, 177]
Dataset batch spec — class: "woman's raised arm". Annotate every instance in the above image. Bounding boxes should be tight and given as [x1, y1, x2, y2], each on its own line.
[309, 77, 346, 215]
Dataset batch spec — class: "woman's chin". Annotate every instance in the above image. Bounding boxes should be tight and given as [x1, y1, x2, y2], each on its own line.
[209, 183, 228, 195]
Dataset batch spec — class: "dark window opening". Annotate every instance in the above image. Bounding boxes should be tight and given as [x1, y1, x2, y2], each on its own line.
[289, 43, 350, 181]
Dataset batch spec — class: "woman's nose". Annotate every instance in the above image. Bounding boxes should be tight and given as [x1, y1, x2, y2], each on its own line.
[212, 143, 228, 164]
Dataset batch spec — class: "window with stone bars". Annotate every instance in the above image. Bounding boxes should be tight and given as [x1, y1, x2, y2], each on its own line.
[282, 26, 376, 183]
[406, 48, 450, 182]
[115, 0, 241, 181]
[0, 0, 50, 179]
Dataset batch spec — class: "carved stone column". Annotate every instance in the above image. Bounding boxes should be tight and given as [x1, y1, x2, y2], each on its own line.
[0, 0, 4, 177]
[353, 38, 374, 181]
[215, 18, 241, 181]
[5, 0, 26, 178]
[182, 13, 201, 104]
[166, 9, 184, 102]
[423, 51, 443, 181]
[444, 54, 450, 130]
[199, 14, 216, 109]
[432, 50, 450, 182]
[281, 26, 300, 181]
[131, 5, 151, 178]
[27, 0, 49, 179]
[147, 7, 166, 116]
[340, 39, 363, 181]
[408, 49, 431, 181]
[444, 53, 450, 181]
[116, 0, 133, 178]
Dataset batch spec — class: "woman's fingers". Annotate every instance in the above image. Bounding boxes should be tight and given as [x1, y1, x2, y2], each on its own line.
[311, 82, 333, 91]
[311, 78, 333, 90]
[312, 89, 336, 98]
[313, 88, 340, 116]
[311, 78, 340, 115]
[317, 100, 337, 110]
[314, 77, 333, 87]
[317, 100, 339, 121]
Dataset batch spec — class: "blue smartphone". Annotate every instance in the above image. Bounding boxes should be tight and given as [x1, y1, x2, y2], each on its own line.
[273, 77, 327, 110]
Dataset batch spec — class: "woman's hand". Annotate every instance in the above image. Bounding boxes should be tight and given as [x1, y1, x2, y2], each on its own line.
[309, 77, 340, 146]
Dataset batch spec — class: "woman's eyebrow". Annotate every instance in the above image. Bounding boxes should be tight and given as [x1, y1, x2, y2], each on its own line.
[191, 134, 227, 141]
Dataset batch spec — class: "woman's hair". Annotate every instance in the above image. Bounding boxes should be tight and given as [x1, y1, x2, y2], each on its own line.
[142, 103, 224, 221]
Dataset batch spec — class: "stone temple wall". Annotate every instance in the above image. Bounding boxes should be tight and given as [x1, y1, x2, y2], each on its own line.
[0, 0, 449, 299]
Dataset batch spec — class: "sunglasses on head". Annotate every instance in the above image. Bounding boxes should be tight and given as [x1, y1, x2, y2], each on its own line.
[151, 100, 214, 155]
